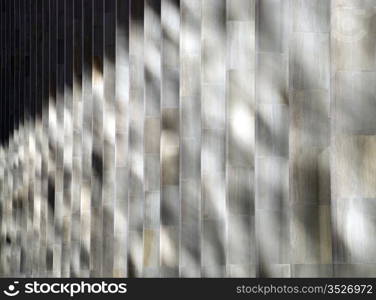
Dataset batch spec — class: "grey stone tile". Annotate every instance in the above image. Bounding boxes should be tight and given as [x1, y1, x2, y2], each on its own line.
[202, 84, 225, 130]
[181, 96, 201, 139]
[162, 66, 179, 108]
[181, 0, 201, 55]
[227, 21, 255, 71]
[202, 264, 226, 278]
[291, 147, 323, 204]
[160, 225, 179, 273]
[293, 264, 333, 277]
[228, 70, 254, 113]
[202, 0, 226, 38]
[290, 33, 329, 89]
[291, 204, 332, 264]
[145, 191, 160, 229]
[228, 215, 254, 265]
[102, 205, 114, 276]
[161, 145, 179, 185]
[202, 36, 226, 84]
[143, 267, 160, 278]
[335, 198, 376, 264]
[180, 266, 201, 278]
[181, 55, 201, 97]
[128, 195, 143, 231]
[202, 219, 226, 271]
[144, 117, 160, 154]
[113, 233, 127, 277]
[334, 135, 376, 198]
[181, 179, 200, 225]
[256, 157, 288, 211]
[161, 185, 179, 226]
[144, 1, 161, 113]
[292, 0, 330, 33]
[128, 229, 143, 277]
[334, 0, 376, 8]
[181, 138, 201, 180]
[291, 90, 330, 149]
[145, 154, 160, 192]
[228, 264, 256, 278]
[334, 264, 376, 277]
[162, 109, 179, 145]
[227, 166, 254, 215]
[161, 267, 179, 278]
[227, 69, 254, 167]
[335, 72, 376, 134]
[128, 152, 144, 196]
[291, 202, 318, 261]
[180, 222, 201, 277]
[202, 129, 225, 173]
[227, 0, 255, 21]
[257, 53, 288, 104]
[318, 148, 331, 205]
[162, 0, 180, 70]
[202, 0, 226, 85]
[257, 104, 288, 158]
[257, 209, 290, 264]
[202, 173, 226, 220]
[259, 264, 291, 278]
[115, 167, 128, 230]
[143, 229, 159, 268]
[333, 6, 376, 71]
[258, 0, 285, 52]
[115, 133, 128, 168]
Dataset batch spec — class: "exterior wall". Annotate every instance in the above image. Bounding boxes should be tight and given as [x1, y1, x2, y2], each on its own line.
[0, 0, 374, 278]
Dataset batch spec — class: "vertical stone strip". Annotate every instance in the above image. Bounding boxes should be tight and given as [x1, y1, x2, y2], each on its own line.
[10, 0, 15, 277]
[332, 0, 376, 277]
[13, 0, 21, 276]
[91, 0, 104, 277]
[39, 0, 49, 277]
[290, 0, 332, 277]
[61, 0, 73, 277]
[29, 0, 37, 276]
[25, 0, 34, 277]
[200, 0, 226, 277]
[180, 0, 201, 278]
[9, 0, 15, 276]
[53, 0, 65, 277]
[47, 0, 57, 277]
[5, 1, 12, 275]
[0, 3, 2, 268]
[160, 0, 180, 278]
[10, 0, 14, 275]
[80, 0, 93, 277]
[0, 0, 6, 275]
[22, 0, 31, 276]
[143, 0, 161, 277]
[129, 0, 144, 277]
[102, 0, 116, 277]
[114, 0, 130, 278]
[255, 0, 290, 277]
[35, 0, 43, 276]
[2, 0, 9, 276]
[19, 0, 27, 276]
[227, 0, 256, 278]
[71, 0, 82, 277]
